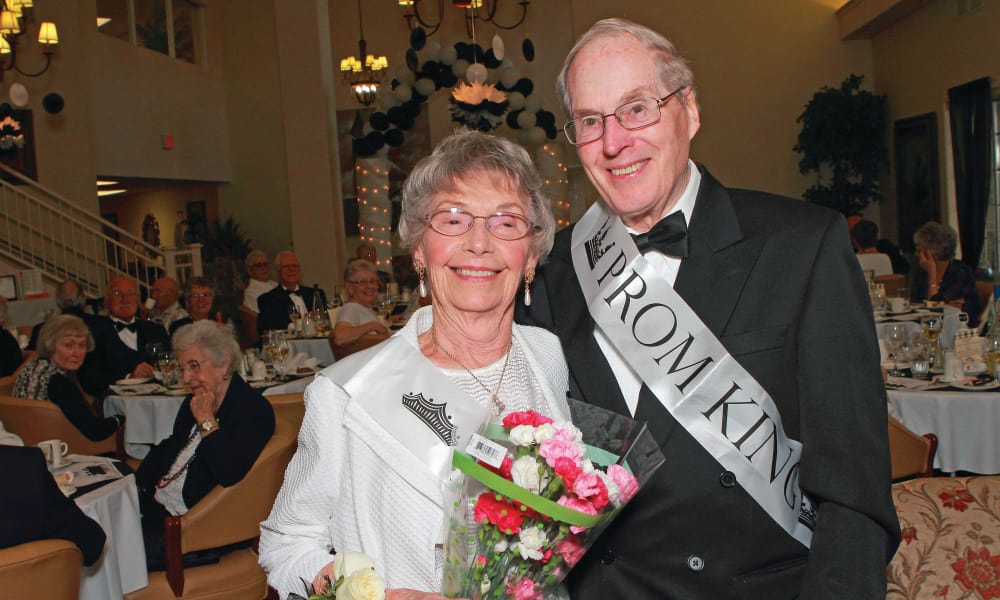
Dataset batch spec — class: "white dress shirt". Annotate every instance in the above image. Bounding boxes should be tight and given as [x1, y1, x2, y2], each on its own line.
[243, 278, 278, 313]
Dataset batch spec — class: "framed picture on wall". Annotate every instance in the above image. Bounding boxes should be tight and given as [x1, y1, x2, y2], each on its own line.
[0, 109, 37, 183]
[894, 113, 940, 254]
[0, 274, 16, 300]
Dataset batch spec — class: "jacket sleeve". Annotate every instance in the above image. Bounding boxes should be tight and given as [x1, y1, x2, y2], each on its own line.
[196, 384, 275, 487]
[48, 375, 119, 441]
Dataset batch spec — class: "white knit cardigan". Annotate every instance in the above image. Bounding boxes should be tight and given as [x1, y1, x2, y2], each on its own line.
[258, 307, 569, 596]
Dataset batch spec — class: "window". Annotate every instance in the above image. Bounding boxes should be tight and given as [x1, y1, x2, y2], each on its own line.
[96, 0, 202, 65]
[978, 98, 1000, 275]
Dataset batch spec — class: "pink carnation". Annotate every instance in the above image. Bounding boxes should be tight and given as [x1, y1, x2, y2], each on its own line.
[502, 411, 553, 429]
[506, 577, 542, 600]
[607, 464, 639, 503]
[572, 472, 609, 510]
[539, 433, 583, 469]
[556, 534, 585, 567]
[557, 495, 598, 534]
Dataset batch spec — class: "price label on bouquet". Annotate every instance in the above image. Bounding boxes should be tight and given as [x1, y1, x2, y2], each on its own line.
[465, 432, 506, 469]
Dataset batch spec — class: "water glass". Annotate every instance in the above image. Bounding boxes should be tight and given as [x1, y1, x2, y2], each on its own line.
[911, 358, 930, 380]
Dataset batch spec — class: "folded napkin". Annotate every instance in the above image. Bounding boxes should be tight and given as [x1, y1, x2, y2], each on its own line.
[281, 352, 320, 373]
[110, 383, 167, 396]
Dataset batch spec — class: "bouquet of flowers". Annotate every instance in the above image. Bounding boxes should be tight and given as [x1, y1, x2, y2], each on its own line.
[288, 550, 386, 600]
[440, 398, 665, 599]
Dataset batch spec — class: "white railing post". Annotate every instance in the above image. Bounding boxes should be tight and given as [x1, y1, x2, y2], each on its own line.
[189, 243, 203, 277]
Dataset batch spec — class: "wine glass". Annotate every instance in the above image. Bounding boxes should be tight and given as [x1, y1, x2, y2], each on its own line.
[885, 323, 908, 376]
[287, 305, 302, 335]
[921, 315, 944, 373]
[158, 351, 178, 387]
[264, 330, 291, 380]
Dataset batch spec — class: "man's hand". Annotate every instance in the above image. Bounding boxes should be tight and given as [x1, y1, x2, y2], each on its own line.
[132, 362, 156, 378]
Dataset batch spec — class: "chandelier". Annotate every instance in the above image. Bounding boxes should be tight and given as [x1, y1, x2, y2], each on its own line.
[0, 0, 58, 80]
[341, 0, 388, 107]
[399, 0, 530, 38]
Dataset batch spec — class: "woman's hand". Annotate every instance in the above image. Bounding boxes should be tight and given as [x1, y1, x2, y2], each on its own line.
[311, 562, 336, 595]
[369, 321, 390, 336]
[189, 383, 219, 424]
[917, 248, 936, 276]
[132, 361, 156, 378]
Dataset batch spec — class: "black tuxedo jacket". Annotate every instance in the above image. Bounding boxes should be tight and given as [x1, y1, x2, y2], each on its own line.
[256, 285, 328, 334]
[517, 166, 899, 599]
[78, 316, 170, 395]
[0, 445, 106, 565]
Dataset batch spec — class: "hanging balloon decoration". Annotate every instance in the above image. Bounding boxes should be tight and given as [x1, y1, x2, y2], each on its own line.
[352, 29, 558, 158]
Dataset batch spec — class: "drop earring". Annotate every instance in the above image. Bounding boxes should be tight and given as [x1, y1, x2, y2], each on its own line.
[415, 260, 428, 298]
[523, 267, 535, 306]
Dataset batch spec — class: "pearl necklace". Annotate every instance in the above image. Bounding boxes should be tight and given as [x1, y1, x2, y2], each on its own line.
[431, 329, 511, 416]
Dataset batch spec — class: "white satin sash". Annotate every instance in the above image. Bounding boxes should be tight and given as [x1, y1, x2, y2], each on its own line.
[339, 337, 492, 483]
[571, 204, 814, 548]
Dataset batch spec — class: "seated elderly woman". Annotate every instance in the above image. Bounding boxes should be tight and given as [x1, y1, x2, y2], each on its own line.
[13, 315, 121, 442]
[259, 130, 568, 599]
[0, 296, 24, 377]
[135, 319, 275, 570]
[910, 221, 980, 324]
[331, 258, 391, 348]
[168, 276, 219, 334]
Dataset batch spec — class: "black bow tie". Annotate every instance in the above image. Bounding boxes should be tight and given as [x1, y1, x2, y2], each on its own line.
[114, 320, 137, 333]
[631, 211, 689, 258]
[284, 288, 301, 297]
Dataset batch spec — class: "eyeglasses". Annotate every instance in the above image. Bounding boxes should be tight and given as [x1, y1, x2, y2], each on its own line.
[424, 208, 538, 241]
[110, 290, 139, 299]
[562, 87, 686, 145]
[346, 279, 379, 286]
[179, 360, 203, 376]
[279, 263, 300, 270]
[189, 293, 214, 299]
[247, 262, 268, 269]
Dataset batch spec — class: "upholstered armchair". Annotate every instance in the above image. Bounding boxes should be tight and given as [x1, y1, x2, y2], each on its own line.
[236, 305, 259, 350]
[265, 392, 305, 433]
[0, 394, 124, 459]
[887, 476, 1000, 599]
[0, 539, 83, 599]
[124, 417, 297, 600]
[888, 415, 937, 481]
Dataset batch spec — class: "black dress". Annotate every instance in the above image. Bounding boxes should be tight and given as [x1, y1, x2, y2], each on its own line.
[0, 328, 23, 377]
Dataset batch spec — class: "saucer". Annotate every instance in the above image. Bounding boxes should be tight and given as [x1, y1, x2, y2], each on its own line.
[116, 377, 150, 386]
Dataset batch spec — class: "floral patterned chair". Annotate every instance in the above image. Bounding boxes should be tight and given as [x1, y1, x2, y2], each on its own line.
[887, 475, 1000, 599]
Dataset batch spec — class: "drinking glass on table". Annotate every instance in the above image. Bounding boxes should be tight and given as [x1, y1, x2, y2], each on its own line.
[884, 323, 909, 376]
[158, 351, 178, 387]
[145, 341, 165, 362]
[287, 306, 302, 335]
[264, 330, 291, 380]
[921, 315, 944, 373]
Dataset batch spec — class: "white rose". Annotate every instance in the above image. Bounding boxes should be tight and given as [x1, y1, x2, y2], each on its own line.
[508, 424, 537, 447]
[338, 569, 386, 600]
[513, 526, 548, 560]
[333, 550, 376, 579]
[510, 455, 546, 493]
[533, 423, 556, 444]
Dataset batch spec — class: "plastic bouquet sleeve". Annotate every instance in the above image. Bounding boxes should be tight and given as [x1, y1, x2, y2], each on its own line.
[440, 397, 665, 599]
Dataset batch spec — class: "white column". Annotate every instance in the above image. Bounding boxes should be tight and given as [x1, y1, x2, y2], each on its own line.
[355, 153, 393, 271]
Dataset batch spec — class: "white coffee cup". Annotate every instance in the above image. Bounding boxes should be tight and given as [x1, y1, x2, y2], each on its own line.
[38, 439, 69, 467]
[888, 297, 909, 313]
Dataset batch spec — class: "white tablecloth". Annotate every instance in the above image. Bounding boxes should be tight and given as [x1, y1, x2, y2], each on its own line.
[887, 388, 1000, 474]
[289, 337, 335, 367]
[69, 457, 148, 599]
[104, 376, 314, 458]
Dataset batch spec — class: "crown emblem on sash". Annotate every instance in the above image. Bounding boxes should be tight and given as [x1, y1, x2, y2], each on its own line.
[585, 216, 615, 269]
[402, 392, 457, 446]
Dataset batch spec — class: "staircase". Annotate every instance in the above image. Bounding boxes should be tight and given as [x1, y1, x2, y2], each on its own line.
[0, 163, 202, 298]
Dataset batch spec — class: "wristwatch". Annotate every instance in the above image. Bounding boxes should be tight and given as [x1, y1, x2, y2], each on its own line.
[200, 419, 218, 433]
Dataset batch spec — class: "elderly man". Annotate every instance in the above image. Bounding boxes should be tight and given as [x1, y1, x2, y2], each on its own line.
[516, 18, 899, 599]
[27, 279, 94, 351]
[256, 250, 327, 334]
[243, 250, 277, 313]
[147, 277, 188, 334]
[78, 277, 170, 395]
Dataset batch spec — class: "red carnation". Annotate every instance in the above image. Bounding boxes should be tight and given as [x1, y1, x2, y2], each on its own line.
[502, 410, 553, 429]
[479, 455, 513, 480]
[473, 492, 524, 535]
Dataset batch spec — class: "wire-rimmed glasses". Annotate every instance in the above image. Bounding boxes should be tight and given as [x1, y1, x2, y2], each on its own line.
[562, 87, 685, 145]
[424, 208, 538, 241]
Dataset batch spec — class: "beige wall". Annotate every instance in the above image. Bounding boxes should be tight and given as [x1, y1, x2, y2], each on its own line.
[870, 0, 1000, 242]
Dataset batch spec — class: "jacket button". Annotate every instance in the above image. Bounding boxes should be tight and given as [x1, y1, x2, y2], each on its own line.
[720, 470, 736, 488]
[687, 555, 705, 572]
[600, 549, 615, 565]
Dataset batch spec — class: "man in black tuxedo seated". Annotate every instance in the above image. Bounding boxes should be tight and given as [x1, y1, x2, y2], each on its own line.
[257, 250, 328, 335]
[78, 277, 170, 396]
[0, 445, 106, 566]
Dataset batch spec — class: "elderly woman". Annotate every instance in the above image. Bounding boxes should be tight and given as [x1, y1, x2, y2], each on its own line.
[910, 221, 979, 323]
[332, 258, 391, 347]
[136, 319, 275, 570]
[0, 296, 23, 377]
[13, 315, 121, 441]
[168, 277, 219, 334]
[259, 130, 568, 598]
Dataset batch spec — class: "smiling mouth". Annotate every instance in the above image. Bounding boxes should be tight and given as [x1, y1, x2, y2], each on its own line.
[610, 161, 646, 177]
[453, 267, 499, 278]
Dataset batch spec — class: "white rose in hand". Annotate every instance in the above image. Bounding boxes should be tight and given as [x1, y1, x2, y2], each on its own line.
[339, 569, 386, 600]
[333, 550, 377, 580]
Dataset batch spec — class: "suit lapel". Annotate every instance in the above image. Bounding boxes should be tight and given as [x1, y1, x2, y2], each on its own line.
[675, 166, 764, 335]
